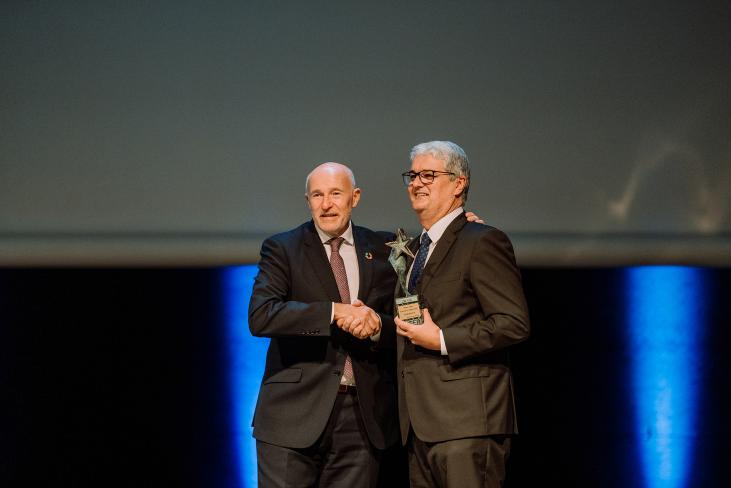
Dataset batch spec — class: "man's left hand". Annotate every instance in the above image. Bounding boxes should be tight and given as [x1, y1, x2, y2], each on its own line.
[395, 308, 441, 350]
[465, 211, 485, 224]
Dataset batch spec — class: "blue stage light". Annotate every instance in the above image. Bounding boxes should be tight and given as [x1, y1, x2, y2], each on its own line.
[222, 265, 269, 488]
[626, 266, 705, 488]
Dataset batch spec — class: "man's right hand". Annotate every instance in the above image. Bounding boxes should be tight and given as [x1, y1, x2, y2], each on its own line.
[334, 301, 381, 339]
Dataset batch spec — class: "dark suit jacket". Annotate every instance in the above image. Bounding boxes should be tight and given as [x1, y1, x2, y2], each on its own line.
[397, 212, 530, 443]
[248, 220, 399, 450]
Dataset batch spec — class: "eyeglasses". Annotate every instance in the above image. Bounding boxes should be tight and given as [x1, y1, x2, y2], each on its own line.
[401, 170, 455, 186]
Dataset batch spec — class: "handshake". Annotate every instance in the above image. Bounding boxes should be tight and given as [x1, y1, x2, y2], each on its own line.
[333, 300, 381, 340]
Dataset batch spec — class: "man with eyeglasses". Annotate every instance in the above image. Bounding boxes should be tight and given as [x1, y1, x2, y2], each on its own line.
[394, 141, 530, 487]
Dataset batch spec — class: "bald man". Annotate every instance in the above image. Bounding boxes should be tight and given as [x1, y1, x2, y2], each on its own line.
[249, 163, 400, 488]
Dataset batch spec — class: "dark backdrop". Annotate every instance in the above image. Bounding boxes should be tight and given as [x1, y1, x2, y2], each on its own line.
[2, 266, 729, 487]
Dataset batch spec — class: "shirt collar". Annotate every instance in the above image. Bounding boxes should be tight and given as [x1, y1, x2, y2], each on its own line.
[422, 207, 463, 244]
[315, 221, 355, 247]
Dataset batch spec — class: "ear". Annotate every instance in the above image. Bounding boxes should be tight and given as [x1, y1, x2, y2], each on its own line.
[351, 187, 362, 208]
[453, 176, 467, 198]
[305, 193, 312, 209]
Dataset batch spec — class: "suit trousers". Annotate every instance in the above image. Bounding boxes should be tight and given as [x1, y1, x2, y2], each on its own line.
[256, 390, 380, 488]
[407, 430, 511, 488]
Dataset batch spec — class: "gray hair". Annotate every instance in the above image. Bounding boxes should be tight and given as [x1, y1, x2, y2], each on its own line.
[410, 141, 470, 202]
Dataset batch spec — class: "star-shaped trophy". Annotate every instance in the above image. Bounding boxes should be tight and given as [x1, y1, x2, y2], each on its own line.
[386, 228, 423, 324]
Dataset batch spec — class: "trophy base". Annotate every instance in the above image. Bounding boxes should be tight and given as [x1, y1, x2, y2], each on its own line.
[396, 295, 423, 325]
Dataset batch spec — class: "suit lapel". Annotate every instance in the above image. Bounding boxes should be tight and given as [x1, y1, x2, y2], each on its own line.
[419, 212, 467, 292]
[353, 225, 373, 302]
[303, 221, 342, 302]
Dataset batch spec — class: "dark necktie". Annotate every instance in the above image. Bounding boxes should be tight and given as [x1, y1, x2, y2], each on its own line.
[408, 232, 432, 295]
[327, 237, 355, 386]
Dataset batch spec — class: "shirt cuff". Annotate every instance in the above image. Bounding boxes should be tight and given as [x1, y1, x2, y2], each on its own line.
[440, 330, 448, 355]
[330, 302, 335, 323]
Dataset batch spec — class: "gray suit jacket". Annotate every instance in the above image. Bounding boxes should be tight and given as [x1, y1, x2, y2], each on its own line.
[249, 220, 399, 450]
[397, 212, 530, 443]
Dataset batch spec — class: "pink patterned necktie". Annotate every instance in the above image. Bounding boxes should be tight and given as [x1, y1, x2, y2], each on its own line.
[328, 237, 355, 386]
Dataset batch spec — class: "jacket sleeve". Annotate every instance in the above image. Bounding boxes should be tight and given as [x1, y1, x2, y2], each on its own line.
[442, 228, 530, 364]
[373, 313, 396, 350]
[248, 236, 333, 338]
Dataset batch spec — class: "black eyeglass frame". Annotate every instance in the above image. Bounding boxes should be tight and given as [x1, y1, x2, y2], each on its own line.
[401, 170, 456, 186]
